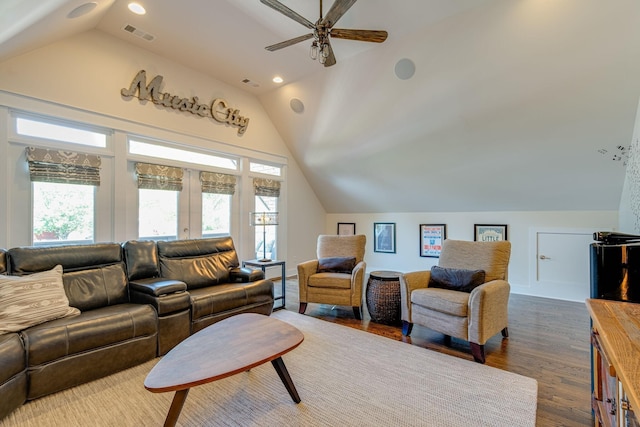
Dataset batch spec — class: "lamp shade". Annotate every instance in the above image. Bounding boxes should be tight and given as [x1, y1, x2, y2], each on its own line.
[250, 212, 279, 226]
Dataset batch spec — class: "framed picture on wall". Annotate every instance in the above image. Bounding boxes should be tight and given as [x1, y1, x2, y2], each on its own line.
[337, 222, 356, 235]
[420, 224, 446, 257]
[474, 224, 508, 242]
[374, 222, 396, 253]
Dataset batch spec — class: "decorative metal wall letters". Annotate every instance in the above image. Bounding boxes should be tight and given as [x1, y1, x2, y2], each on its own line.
[121, 70, 250, 135]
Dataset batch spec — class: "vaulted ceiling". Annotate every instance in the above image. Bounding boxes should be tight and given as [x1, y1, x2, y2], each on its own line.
[2, 0, 640, 213]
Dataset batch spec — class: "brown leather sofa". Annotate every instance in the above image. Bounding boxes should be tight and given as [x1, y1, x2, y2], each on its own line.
[0, 237, 274, 419]
[0, 249, 28, 420]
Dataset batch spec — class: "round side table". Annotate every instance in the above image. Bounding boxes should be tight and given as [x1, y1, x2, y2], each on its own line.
[366, 270, 402, 325]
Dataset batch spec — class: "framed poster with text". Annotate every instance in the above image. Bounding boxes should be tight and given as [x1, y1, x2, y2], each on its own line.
[474, 224, 508, 242]
[420, 224, 446, 258]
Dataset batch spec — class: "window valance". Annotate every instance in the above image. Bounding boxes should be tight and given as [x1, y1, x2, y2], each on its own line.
[25, 147, 101, 186]
[253, 178, 281, 197]
[135, 162, 183, 191]
[200, 172, 236, 195]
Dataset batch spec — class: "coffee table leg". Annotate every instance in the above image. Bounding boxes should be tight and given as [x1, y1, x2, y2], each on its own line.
[164, 389, 190, 427]
[271, 357, 301, 403]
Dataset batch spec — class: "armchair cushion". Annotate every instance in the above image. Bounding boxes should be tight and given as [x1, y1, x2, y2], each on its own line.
[428, 266, 486, 293]
[317, 257, 356, 274]
[411, 288, 469, 317]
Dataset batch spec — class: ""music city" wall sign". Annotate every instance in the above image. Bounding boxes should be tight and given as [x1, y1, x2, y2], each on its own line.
[121, 70, 249, 135]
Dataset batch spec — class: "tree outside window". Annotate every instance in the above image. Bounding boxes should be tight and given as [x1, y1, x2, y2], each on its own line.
[32, 182, 94, 243]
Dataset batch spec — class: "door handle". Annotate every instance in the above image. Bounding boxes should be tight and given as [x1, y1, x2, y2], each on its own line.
[539, 255, 551, 260]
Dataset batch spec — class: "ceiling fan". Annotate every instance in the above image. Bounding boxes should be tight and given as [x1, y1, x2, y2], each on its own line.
[260, 0, 388, 67]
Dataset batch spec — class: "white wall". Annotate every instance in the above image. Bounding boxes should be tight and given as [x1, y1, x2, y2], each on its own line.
[0, 30, 325, 269]
[327, 210, 617, 299]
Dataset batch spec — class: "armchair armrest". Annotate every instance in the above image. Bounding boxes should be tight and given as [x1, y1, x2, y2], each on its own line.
[297, 260, 319, 302]
[468, 279, 511, 345]
[350, 261, 366, 303]
[230, 267, 264, 283]
[399, 270, 431, 322]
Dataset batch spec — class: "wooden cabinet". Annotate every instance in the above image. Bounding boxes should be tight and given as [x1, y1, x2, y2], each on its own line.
[587, 299, 640, 427]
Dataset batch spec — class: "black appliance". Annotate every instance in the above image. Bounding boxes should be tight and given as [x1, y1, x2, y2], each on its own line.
[590, 231, 640, 302]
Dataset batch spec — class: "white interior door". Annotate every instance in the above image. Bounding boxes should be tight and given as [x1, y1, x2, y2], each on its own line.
[529, 228, 600, 302]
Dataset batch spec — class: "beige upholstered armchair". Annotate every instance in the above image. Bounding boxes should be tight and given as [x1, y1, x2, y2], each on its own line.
[400, 239, 511, 363]
[297, 235, 366, 320]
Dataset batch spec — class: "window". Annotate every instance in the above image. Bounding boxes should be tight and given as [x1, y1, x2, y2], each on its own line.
[17, 117, 107, 148]
[250, 161, 281, 176]
[129, 139, 237, 170]
[254, 195, 278, 260]
[202, 193, 231, 237]
[33, 182, 94, 244]
[138, 189, 178, 240]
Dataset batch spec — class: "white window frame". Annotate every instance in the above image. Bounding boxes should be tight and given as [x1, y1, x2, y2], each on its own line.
[0, 94, 287, 262]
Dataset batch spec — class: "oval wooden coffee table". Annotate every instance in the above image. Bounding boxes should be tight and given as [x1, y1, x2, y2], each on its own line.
[145, 313, 304, 427]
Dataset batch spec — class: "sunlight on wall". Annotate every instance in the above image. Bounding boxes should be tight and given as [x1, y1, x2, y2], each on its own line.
[624, 136, 640, 233]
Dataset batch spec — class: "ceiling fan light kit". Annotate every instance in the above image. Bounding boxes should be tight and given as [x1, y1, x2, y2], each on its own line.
[260, 0, 388, 67]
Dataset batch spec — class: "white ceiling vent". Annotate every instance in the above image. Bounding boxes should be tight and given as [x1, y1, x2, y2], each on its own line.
[241, 78, 260, 88]
[122, 24, 155, 42]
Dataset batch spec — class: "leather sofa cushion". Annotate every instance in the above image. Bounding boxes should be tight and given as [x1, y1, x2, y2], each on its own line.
[157, 237, 241, 289]
[63, 264, 129, 311]
[160, 255, 232, 289]
[0, 333, 25, 383]
[189, 280, 273, 322]
[411, 288, 469, 317]
[428, 266, 486, 293]
[21, 304, 157, 367]
[8, 243, 129, 311]
[123, 240, 159, 280]
[9, 243, 123, 275]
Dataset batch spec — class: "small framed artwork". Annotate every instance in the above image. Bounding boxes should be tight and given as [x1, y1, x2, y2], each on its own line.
[420, 224, 446, 258]
[474, 224, 508, 242]
[374, 222, 396, 253]
[337, 222, 356, 235]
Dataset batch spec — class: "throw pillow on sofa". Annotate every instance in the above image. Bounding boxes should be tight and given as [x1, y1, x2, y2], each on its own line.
[428, 265, 486, 293]
[0, 265, 80, 334]
[317, 257, 357, 274]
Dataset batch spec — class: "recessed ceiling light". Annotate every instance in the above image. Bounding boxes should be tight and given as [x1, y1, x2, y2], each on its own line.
[272, 76, 284, 84]
[128, 2, 146, 15]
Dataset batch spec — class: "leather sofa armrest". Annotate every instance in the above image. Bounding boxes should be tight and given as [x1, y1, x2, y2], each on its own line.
[229, 267, 264, 283]
[129, 278, 187, 296]
[129, 278, 190, 316]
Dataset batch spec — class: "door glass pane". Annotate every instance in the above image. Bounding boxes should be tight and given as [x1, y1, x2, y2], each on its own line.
[254, 195, 277, 260]
[33, 182, 94, 244]
[202, 193, 231, 237]
[139, 189, 178, 240]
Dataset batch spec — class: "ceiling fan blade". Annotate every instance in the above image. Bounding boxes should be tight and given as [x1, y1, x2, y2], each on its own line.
[265, 33, 314, 51]
[321, 0, 357, 28]
[330, 28, 388, 43]
[260, 0, 314, 29]
[323, 42, 337, 67]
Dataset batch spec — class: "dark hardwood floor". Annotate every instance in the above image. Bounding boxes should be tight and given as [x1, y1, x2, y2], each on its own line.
[280, 278, 592, 427]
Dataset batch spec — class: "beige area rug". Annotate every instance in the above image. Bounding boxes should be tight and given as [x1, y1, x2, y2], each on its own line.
[1, 310, 537, 427]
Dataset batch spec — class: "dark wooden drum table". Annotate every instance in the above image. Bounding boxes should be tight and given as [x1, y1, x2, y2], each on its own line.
[144, 313, 304, 427]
